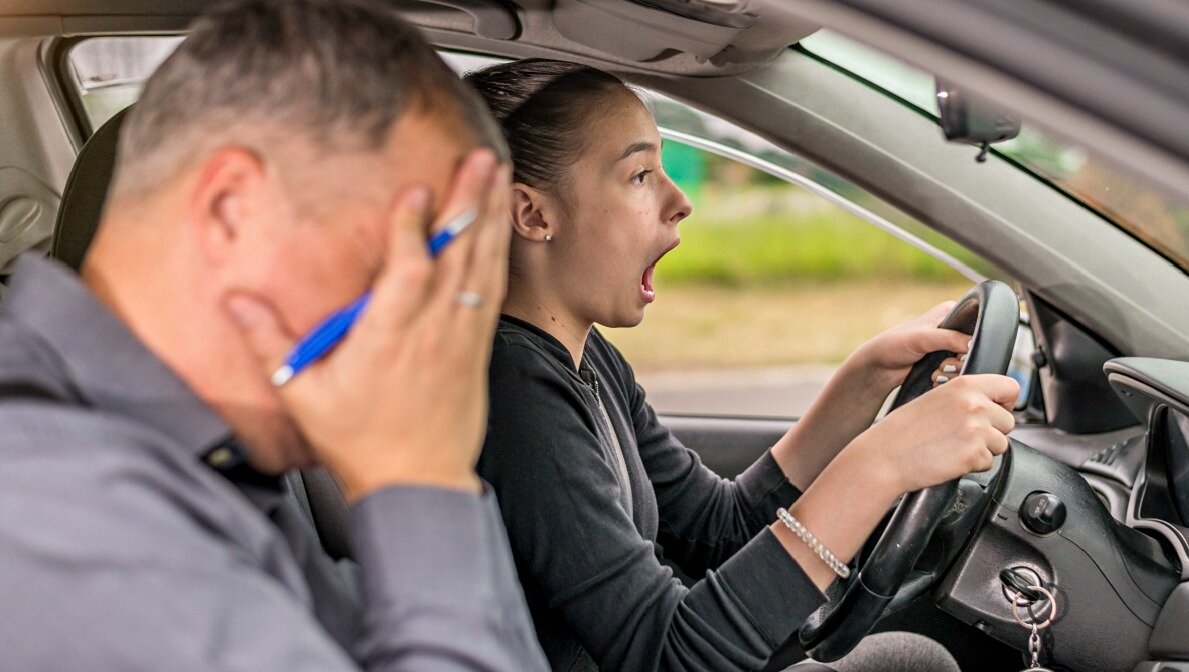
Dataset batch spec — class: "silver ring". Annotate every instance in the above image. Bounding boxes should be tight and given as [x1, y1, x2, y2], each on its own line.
[455, 291, 483, 309]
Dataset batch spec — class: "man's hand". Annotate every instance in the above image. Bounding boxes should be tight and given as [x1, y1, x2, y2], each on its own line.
[228, 149, 512, 500]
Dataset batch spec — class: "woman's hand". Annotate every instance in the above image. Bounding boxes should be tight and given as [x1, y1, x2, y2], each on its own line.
[852, 373, 1019, 494]
[772, 301, 972, 490]
[845, 301, 971, 393]
[773, 372, 1019, 590]
[931, 354, 966, 386]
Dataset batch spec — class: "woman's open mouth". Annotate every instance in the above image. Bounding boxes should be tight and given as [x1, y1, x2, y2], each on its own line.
[640, 238, 681, 304]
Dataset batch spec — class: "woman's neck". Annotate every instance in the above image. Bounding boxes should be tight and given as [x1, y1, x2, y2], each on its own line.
[502, 285, 592, 370]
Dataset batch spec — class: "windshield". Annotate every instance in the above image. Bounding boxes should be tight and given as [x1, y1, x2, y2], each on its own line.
[800, 30, 1189, 273]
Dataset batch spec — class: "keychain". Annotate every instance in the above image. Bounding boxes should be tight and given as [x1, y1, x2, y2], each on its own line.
[1011, 583, 1058, 672]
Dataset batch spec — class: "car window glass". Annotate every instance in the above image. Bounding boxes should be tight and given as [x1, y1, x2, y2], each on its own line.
[66, 36, 184, 132]
[442, 53, 1023, 417]
[624, 97, 1027, 416]
[801, 30, 1189, 275]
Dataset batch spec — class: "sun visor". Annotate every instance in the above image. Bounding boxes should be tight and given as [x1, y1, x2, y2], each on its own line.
[553, 0, 755, 61]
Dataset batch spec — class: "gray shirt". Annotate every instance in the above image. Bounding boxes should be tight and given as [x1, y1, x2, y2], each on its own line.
[0, 254, 548, 672]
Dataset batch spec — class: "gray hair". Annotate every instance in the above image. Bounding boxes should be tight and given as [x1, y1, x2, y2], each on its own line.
[111, 0, 505, 203]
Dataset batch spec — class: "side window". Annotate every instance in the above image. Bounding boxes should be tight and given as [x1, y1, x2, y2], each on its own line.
[65, 37, 184, 133]
[602, 96, 1009, 416]
[435, 53, 1024, 417]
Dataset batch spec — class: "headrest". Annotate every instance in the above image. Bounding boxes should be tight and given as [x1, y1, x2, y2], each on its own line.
[51, 106, 132, 271]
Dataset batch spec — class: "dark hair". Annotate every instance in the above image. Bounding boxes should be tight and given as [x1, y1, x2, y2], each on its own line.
[114, 0, 505, 201]
[463, 59, 638, 194]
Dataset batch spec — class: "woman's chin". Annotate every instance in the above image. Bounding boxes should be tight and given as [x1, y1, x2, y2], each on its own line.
[602, 307, 647, 329]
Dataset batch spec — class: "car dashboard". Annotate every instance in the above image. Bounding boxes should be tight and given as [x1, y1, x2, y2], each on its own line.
[1106, 359, 1189, 581]
[926, 357, 1189, 671]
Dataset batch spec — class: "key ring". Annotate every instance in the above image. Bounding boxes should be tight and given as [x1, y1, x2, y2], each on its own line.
[1012, 584, 1057, 630]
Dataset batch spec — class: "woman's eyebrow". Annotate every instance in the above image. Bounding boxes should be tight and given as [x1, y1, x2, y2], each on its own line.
[617, 140, 660, 161]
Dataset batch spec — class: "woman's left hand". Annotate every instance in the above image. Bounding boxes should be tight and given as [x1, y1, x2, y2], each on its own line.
[847, 301, 971, 392]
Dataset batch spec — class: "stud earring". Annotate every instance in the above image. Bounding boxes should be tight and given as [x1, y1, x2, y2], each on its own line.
[544, 235, 553, 242]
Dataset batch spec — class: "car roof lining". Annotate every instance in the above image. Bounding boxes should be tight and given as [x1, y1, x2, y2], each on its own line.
[0, 0, 819, 77]
[10, 0, 1187, 205]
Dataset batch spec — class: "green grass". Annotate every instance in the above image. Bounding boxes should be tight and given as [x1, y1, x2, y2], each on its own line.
[605, 279, 975, 369]
[658, 210, 989, 286]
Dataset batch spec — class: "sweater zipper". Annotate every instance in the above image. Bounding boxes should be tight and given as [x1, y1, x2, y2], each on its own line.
[591, 377, 634, 519]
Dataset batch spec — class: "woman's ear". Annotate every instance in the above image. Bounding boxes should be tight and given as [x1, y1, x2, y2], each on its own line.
[511, 183, 555, 243]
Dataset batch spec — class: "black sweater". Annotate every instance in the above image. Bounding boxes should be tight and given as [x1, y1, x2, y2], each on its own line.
[478, 316, 825, 672]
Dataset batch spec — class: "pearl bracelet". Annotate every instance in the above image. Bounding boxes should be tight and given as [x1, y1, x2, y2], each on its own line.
[776, 507, 851, 580]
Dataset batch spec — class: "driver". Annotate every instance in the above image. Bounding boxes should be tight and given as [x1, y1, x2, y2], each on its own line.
[465, 59, 1020, 672]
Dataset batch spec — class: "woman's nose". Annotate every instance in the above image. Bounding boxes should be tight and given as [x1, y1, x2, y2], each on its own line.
[667, 179, 693, 226]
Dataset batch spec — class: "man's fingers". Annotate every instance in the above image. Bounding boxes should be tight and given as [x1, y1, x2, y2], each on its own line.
[426, 150, 499, 309]
[424, 157, 509, 336]
[363, 186, 434, 334]
[463, 163, 513, 321]
[225, 292, 297, 381]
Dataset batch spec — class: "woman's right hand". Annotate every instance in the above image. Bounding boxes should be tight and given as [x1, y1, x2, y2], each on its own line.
[854, 373, 1020, 495]
[774, 372, 1019, 590]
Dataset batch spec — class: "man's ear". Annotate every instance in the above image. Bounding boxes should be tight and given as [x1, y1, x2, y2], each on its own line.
[187, 146, 271, 264]
[510, 183, 555, 243]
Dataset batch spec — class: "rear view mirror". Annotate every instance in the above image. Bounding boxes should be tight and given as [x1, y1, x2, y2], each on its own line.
[936, 80, 1021, 161]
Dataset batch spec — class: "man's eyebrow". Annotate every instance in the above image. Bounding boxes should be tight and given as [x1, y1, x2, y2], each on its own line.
[617, 140, 661, 161]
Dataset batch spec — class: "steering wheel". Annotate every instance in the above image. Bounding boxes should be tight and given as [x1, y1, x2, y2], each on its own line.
[798, 280, 1020, 662]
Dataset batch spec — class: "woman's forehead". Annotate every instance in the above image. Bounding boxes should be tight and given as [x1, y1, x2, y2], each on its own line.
[587, 100, 660, 164]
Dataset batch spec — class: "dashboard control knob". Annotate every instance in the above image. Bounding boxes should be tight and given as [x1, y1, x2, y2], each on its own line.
[1021, 491, 1066, 535]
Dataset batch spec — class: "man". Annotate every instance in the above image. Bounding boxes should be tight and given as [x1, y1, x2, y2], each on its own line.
[0, 0, 548, 670]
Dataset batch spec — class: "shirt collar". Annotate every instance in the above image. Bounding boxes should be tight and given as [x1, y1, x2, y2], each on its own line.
[3, 254, 233, 462]
[497, 314, 601, 381]
[498, 314, 577, 367]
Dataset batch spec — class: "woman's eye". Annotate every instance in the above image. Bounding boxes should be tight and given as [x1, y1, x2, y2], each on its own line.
[631, 169, 653, 185]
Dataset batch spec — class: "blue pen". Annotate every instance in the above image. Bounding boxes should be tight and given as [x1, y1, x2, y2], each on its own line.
[270, 207, 479, 386]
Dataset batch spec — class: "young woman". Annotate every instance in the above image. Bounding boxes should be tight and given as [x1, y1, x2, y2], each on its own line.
[465, 60, 1018, 672]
